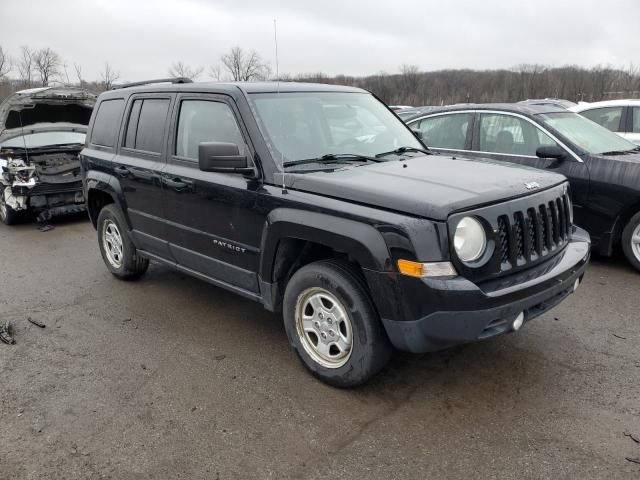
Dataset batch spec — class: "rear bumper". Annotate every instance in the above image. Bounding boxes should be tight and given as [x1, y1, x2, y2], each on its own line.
[367, 227, 590, 353]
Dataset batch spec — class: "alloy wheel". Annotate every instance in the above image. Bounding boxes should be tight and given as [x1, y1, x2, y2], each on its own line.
[294, 287, 353, 369]
[103, 219, 124, 268]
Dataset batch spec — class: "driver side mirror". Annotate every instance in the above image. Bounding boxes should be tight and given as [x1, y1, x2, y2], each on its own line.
[198, 142, 254, 175]
[536, 145, 567, 160]
[411, 129, 423, 141]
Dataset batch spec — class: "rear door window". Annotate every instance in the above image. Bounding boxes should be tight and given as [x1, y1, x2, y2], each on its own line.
[415, 113, 471, 150]
[132, 99, 170, 154]
[580, 107, 624, 132]
[175, 100, 246, 160]
[90, 99, 124, 147]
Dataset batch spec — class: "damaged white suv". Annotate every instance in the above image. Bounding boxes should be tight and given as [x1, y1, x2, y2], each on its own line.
[0, 87, 96, 225]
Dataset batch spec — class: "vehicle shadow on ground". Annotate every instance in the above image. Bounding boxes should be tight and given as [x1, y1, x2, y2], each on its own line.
[135, 263, 552, 402]
[8, 211, 90, 230]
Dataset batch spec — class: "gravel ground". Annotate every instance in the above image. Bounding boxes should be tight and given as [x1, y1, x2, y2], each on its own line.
[0, 217, 639, 479]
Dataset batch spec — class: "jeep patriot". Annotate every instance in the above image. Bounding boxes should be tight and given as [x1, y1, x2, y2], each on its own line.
[81, 80, 590, 387]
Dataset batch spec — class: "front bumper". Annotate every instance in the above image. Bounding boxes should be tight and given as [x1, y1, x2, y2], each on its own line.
[366, 227, 590, 353]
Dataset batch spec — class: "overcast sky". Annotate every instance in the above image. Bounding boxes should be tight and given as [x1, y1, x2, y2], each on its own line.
[2, 0, 639, 82]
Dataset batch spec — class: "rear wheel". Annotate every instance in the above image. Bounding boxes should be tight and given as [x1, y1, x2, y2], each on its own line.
[622, 212, 640, 272]
[0, 189, 20, 225]
[97, 204, 149, 280]
[283, 260, 392, 387]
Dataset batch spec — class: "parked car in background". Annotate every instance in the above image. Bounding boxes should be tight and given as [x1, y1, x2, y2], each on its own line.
[388, 105, 412, 112]
[405, 103, 640, 270]
[518, 98, 577, 110]
[570, 99, 640, 145]
[395, 106, 438, 121]
[81, 81, 588, 386]
[0, 87, 96, 224]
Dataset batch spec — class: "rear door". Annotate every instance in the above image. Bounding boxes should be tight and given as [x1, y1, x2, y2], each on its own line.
[115, 94, 173, 258]
[161, 93, 264, 297]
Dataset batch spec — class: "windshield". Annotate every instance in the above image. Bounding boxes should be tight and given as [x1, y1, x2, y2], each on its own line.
[0, 131, 86, 149]
[539, 112, 637, 155]
[249, 92, 423, 166]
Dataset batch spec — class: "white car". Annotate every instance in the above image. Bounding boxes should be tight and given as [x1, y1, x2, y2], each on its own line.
[570, 99, 640, 145]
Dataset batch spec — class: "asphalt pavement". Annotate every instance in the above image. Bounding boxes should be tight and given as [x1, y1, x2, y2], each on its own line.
[0, 217, 639, 479]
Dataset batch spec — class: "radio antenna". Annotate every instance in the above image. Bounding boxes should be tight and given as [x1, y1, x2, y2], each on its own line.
[274, 18, 287, 194]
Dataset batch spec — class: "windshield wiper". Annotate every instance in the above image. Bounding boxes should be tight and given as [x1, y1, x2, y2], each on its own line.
[284, 153, 383, 167]
[375, 146, 431, 158]
[600, 146, 640, 155]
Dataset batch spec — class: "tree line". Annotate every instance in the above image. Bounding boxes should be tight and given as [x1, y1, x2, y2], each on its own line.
[0, 44, 638, 106]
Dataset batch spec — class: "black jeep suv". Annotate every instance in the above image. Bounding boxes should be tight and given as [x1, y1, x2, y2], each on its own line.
[81, 80, 590, 387]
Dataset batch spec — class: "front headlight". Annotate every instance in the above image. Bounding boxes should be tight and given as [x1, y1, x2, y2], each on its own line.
[454, 216, 486, 262]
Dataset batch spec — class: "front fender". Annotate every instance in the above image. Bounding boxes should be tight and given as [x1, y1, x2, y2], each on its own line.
[259, 208, 393, 282]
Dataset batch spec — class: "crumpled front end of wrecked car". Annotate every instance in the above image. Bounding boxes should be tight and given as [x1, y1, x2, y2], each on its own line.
[0, 154, 85, 221]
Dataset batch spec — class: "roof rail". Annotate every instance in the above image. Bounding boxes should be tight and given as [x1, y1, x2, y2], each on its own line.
[111, 77, 193, 90]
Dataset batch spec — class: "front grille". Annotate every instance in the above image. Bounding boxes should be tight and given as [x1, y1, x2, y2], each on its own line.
[495, 191, 571, 271]
[28, 181, 83, 196]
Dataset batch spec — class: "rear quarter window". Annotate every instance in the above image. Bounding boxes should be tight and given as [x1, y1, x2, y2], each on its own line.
[90, 99, 124, 147]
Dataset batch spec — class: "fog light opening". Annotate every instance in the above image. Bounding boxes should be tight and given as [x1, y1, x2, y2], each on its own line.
[512, 312, 525, 331]
[573, 278, 580, 293]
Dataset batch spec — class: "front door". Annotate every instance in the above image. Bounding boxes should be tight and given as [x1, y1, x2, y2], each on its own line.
[473, 112, 590, 222]
[161, 94, 265, 297]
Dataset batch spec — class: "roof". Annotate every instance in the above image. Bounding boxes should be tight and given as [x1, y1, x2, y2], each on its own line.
[570, 99, 640, 112]
[101, 81, 367, 99]
[402, 102, 567, 122]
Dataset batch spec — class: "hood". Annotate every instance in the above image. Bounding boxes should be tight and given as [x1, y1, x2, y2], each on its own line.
[286, 155, 567, 220]
[0, 87, 96, 143]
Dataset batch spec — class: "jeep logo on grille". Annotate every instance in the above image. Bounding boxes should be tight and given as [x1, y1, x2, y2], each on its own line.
[524, 182, 540, 190]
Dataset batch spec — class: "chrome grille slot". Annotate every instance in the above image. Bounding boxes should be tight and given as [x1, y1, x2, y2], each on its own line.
[497, 216, 510, 264]
[484, 190, 571, 274]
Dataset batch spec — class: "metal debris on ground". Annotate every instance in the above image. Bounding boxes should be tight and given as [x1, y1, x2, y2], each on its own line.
[37, 224, 55, 232]
[27, 317, 46, 328]
[0, 321, 15, 345]
[624, 431, 640, 444]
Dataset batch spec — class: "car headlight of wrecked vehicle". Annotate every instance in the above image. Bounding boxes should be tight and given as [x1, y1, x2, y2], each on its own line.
[454, 216, 487, 262]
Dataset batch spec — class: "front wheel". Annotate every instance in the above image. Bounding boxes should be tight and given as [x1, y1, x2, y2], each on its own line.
[621, 211, 640, 272]
[283, 260, 392, 387]
[97, 204, 149, 280]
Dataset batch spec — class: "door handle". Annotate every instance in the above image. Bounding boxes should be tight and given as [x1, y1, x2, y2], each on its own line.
[164, 177, 189, 191]
[114, 166, 129, 177]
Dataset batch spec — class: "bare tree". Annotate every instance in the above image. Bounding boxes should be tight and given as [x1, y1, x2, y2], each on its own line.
[168, 61, 204, 80]
[0, 46, 11, 79]
[33, 47, 61, 86]
[220, 46, 271, 82]
[209, 64, 223, 81]
[100, 62, 120, 90]
[74, 63, 84, 86]
[16, 46, 34, 87]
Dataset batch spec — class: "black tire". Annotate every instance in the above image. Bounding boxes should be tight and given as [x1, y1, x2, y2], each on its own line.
[621, 211, 640, 272]
[283, 260, 392, 388]
[0, 189, 21, 225]
[97, 204, 149, 280]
